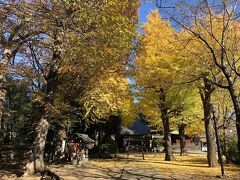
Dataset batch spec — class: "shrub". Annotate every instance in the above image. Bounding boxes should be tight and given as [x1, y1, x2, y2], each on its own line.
[153, 138, 164, 147]
[227, 138, 240, 164]
[90, 139, 118, 158]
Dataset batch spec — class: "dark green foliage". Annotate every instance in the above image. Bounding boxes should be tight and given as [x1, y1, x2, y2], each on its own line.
[3, 77, 34, 144]
[88, 115, 122, 158]
[91, 139, 118, 158]
[227, 138, 240, 164]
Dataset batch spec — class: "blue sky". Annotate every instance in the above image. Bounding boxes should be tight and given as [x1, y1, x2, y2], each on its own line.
[138, 0, 179, 23]
[129, 1, 156, 86]
[138, 1, 157, 24]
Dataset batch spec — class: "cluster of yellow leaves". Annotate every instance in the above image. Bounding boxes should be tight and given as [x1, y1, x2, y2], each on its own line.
[135, 10, 180, 89]
[170, 88, 204, 135]
[78, 74, 129, 120]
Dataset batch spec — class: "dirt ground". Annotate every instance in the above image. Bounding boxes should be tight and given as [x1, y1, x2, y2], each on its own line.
[1, 153, 240, 180]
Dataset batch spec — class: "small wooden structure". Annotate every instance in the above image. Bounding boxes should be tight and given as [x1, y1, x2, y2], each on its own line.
[70, 133, 95, 166]
[124, 135, 152, 159]
[120, 118, 162, 158]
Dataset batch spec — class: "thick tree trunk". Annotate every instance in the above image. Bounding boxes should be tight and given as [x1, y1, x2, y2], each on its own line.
[25, 94, 56, 174]
[25, 33, 61, 175]
[159, 88, 175, 161]
[205, 114, 218, 167]
[199, 78, 218, 167]
[163, 120, 174, 161]
[24, 117, 50, 175]
[0, 49, 12, 132]
[228, 83, 240, 159]
[179, 124, 187, 156]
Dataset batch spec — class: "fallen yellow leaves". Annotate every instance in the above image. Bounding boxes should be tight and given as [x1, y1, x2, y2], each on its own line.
[91, 153, 240, 179]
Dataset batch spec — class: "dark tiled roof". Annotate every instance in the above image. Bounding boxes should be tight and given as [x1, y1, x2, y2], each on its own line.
[129, 118, 151, 135]
[75, 133, 95, 144]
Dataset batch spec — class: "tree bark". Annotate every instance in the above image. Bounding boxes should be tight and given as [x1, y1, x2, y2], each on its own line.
[25, 73, 58, 174]
[205, 113, 218, 167]
[24, 117, 50, 175]
[25, 33, 61, 175]
[199, 78, 218, 167]
[159, 88, 175, 161]
[179, 124, 187, 156]
[218, 65, 240, 159]
[227, 83, 240, 159]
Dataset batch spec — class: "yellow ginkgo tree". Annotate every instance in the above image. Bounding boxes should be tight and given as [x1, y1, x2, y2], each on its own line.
[134, 10, 201, 161]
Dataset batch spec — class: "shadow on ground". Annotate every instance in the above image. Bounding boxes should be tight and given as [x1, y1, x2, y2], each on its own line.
[0, 163, 24, 178]
[1, 153, 240, 179]
[49, 163, 163, 180]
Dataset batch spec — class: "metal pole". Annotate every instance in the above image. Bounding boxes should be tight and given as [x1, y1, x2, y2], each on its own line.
[212, 106, 225, 177]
